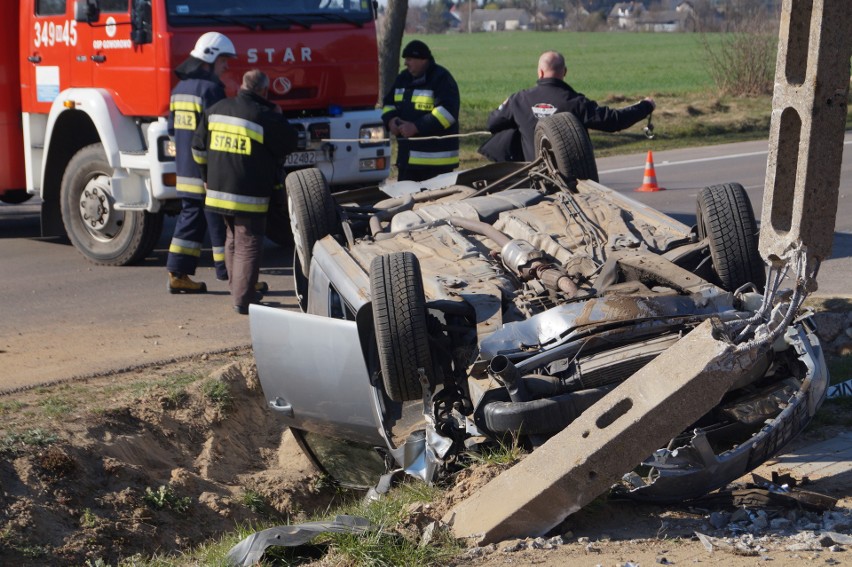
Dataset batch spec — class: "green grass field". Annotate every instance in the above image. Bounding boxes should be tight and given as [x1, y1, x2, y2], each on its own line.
[403, 31, 725, 131]
[386, 31, 849, 168]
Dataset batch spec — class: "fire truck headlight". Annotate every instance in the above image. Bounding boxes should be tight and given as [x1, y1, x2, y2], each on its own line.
[358, 124, 386, 146]
[158, 137, 176, 161]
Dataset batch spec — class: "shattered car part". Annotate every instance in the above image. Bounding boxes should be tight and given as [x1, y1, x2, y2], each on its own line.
[250, 110, 828, 504]
[226, 515, 371, 567]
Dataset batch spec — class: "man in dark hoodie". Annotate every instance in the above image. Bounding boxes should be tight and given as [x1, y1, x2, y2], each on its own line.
[485, 50, 655, 162]
[381, 40, 460, 182]
[192, 70, 299, 314]
[166, 32, 235, 294]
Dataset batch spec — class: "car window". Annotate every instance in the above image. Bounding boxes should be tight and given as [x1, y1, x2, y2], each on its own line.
[301, 431, 386, 488]
[329, 285, 356, 320]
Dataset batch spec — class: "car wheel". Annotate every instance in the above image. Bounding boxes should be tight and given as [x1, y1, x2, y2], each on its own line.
[534, 113, 599, 182]
[0, 189, 33, 204]
[370, 251, 434, 403]
[286, 168, 337, 277]
[60, 143, 162, 265]
[696, 183, 766, 292]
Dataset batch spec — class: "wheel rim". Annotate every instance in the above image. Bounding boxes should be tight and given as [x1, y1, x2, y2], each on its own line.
[77, 174, 126, 242]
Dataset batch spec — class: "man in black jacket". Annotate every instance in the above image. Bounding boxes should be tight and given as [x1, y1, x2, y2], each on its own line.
[382, 40, 460, 182]
[485, 51, 655, 162]
[192, 70, 299, 314]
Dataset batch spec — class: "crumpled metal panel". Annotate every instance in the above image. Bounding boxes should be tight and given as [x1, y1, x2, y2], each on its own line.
[622, 325, 828, 502]
[227, 515, 372, 566]
[479, 292, 737, 360]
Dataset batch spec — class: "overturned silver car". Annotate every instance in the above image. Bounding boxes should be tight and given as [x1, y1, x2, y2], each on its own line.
[251, 113, 828, 502]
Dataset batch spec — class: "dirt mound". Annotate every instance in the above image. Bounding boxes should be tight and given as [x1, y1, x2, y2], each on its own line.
[0, 355, 335, 566]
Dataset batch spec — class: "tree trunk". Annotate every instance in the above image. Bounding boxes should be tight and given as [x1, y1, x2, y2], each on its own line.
[377, 0, 408, 103]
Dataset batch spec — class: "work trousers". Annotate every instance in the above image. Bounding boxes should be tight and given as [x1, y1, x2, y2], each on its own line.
[223, 214, 266, 309]
[166, 197, 228, 278]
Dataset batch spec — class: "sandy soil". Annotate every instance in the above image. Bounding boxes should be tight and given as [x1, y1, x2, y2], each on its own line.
[1, 351, 850, 566]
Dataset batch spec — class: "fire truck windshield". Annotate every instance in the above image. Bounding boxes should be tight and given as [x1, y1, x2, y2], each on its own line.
[166, 0, 374, 27]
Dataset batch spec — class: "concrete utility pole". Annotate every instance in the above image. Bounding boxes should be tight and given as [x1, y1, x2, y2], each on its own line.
[759, 0, 852, 281]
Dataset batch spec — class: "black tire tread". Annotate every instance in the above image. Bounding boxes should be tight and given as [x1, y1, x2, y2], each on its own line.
[534, 113, 599, 182]
[697, 183, 766, 292]
[285, 168, 337, 275]
[370, 252, 434, 402]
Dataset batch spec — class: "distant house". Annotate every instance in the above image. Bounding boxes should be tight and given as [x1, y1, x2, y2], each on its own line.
[608, 1, 694, 31]
[470, 8, 531, 32]
[635, 8, 693, 31]
[607, 1, 645, 30]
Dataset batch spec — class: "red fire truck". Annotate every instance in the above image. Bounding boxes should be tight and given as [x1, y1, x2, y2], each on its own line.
[1, 0, 390, 265]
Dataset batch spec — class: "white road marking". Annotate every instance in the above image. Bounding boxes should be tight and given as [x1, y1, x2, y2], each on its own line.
[600, 138, 852, 175]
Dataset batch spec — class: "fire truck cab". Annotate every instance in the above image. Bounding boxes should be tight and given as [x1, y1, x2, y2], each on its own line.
[3, 0, 390, 265]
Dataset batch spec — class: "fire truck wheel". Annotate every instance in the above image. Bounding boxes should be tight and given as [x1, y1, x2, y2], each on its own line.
[60, 143, 162, 266]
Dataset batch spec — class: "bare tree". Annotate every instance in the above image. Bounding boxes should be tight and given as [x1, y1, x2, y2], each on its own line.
[701, 9, 777, 96]
[377, 0, 408, 103]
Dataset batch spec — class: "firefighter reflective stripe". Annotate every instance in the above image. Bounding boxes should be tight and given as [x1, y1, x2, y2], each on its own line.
[176, 176, 205, 195]
[169, 237, 202, 257]
[208, 115, 265, 142]
[411, 89, 434, 111]
[192, 147, 207, 165]
[409, 149, 459, 166]
[206, 189, 270, 214]
[381, 105, 396, 116]
[171, 94, 203, 131]
[212, 246, 225, 263]
[170, 94, 203, 113]
[393, 88, 405, 102]
[431, 105, 456, 128]
[208, 115, 264, 156]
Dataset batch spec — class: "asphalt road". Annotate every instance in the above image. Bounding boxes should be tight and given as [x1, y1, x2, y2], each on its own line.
[1, 135, 849, 392]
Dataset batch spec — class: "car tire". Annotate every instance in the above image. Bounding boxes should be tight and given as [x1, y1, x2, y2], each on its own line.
[534, 113, 599, 182]
[696, 183, 766, 292]
[286, 168, 338, 305]
[370, 251, 434, 403]
[60, 143, 162, 266]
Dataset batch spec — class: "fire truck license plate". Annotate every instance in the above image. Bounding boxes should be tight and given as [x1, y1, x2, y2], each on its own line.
[285, 152, 316, 166]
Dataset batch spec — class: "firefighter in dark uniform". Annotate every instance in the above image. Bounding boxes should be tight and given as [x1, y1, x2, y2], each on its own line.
[486, 50, 655, 162]
[192, 70, 299, 314]
[381, 40, 460, 182]
[166, 32, 234, 294]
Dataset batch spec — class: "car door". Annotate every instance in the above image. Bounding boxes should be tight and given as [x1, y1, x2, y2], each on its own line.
[250, 304, 386, 447]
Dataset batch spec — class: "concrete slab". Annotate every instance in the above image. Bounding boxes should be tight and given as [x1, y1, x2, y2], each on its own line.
[445, 320, 759, 545]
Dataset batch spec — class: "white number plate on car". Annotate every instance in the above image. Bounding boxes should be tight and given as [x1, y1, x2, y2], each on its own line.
[285, 151, 317, 166]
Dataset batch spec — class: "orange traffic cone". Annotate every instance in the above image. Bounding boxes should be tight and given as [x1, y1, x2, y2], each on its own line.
[635, 150, 665, 192]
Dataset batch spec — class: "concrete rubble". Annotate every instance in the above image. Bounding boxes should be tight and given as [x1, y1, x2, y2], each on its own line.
[445, 321, 757, 544]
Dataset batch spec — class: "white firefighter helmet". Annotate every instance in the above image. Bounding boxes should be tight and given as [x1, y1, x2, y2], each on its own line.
[190, 32, 236, 64]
